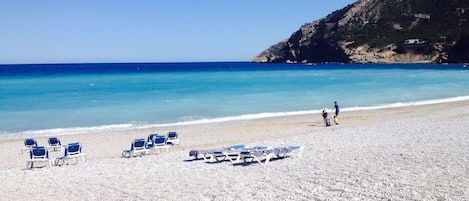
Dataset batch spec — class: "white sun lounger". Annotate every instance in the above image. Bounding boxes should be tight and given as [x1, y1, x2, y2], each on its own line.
[20, 138, 37, 154]
[122, 138, 149, 158]
[26, 146, 53, 168]
[189, 144, 246, 161]
[239, 145, 304, 165]
[147, 135, 170, 153]
[55, 142, 87, 165]
[166, 131, 180, 145]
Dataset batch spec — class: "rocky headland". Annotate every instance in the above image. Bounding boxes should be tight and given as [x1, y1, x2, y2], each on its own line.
[251, 0, 469, 64]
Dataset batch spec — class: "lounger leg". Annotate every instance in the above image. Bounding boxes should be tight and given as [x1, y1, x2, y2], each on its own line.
[201, 154, 207, 160]
[264, 153, 276, 165]
[213, 155, 222, 162]
[264, 157, 270, 165]
[227, 153, 235, 163]
[253, 156, 264, 165]
[297, 146, 304, 159]
[204, 154, 213, 161]
[222, 155, 227, 161]
[244, 157, 254, 163]
[233, 155, 240, 163]
[20, 147, 30, 154]
[123, 151, 129, 158]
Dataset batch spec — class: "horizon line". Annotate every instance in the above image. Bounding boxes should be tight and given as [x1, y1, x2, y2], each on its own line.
[0, 60, 251, 66]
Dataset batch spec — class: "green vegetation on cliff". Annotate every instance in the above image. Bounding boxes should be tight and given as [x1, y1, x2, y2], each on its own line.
[343, 0, 469, 48]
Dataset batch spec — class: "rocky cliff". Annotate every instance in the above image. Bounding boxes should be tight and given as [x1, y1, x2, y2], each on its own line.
[251, 0, 469, 64]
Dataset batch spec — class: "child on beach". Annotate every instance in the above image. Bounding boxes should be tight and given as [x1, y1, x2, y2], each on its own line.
[325, 115, 332, 126]
[322, 109, 328, 121]
[322, 109, 330, 126]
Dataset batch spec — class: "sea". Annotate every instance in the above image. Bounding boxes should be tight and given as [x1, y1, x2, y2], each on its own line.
[1, 62, 468, 139]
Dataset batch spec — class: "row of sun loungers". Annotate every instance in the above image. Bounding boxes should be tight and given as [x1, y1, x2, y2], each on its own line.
[21, 137, 63, 154]
[189, 144, 304, 166]
[20, 132, 179, 168]
[20, 132, 300, 168]
[122, 132, 179, 158]
[22, 137, 87, 169]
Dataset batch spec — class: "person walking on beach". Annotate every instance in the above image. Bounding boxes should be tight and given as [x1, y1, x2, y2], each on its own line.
[334, 101, 340, 116]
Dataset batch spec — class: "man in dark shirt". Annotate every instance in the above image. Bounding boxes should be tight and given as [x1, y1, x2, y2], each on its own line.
[334, 101, 340, 116]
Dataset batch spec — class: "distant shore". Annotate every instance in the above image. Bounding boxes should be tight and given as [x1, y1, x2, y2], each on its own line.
[0, 100, 468, 200]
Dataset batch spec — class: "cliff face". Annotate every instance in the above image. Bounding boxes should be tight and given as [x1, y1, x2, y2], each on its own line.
[251, 0, 469, 63]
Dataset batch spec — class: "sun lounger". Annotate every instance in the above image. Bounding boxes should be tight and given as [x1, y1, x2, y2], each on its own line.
[189, 144, 246, 161]
[211, 149, 242, 162]
[239, 145, 304, 165]
[212, 145, 271, 163]
[21, 138, 37, 154]
[285, 145, 304, 159]
[146, 133, 163, 148]
[166, 131, 180, 145]
[190, 144, 303, 165]
[55, 142, 87, 165]
[238, 146, 273, 165]
[147, 135, 170, 153]
[122, 138, 149, 158]
[26, 146, 52, 168]
[46, 137, 63, 151]
[189, 149, 220, 160]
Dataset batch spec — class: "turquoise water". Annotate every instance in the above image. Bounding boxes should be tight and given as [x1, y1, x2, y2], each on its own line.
[1, 62, 468, 139]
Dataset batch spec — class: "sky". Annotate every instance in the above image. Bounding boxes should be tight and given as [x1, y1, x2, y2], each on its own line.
[0, 0, 357, 64]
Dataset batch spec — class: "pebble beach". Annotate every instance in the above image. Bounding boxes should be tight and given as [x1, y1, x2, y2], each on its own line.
[0, 100, 468, 200]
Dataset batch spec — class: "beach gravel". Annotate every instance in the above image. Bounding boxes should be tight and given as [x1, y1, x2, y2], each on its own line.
[0, 101, 468, 200]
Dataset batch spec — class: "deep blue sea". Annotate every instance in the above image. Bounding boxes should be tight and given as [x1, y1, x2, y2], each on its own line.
[1, 62, 468, 139]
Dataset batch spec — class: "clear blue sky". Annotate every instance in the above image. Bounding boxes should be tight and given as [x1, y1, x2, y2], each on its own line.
[0, 0, 357, 64]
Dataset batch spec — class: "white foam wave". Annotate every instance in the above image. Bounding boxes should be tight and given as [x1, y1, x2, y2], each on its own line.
[1, 124, 134, 140]
[3, 96, 469, 140]
[341, 96, 469, 112]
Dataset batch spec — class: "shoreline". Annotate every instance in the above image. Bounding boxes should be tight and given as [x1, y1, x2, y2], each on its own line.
[0, 99, 468, 200]
[3, 95, 469, 140]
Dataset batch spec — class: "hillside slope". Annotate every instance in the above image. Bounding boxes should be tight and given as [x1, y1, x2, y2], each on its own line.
[251, 0, 469, 64]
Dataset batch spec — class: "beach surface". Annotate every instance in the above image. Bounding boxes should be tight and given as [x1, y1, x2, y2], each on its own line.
[1, 101, 468, 200]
